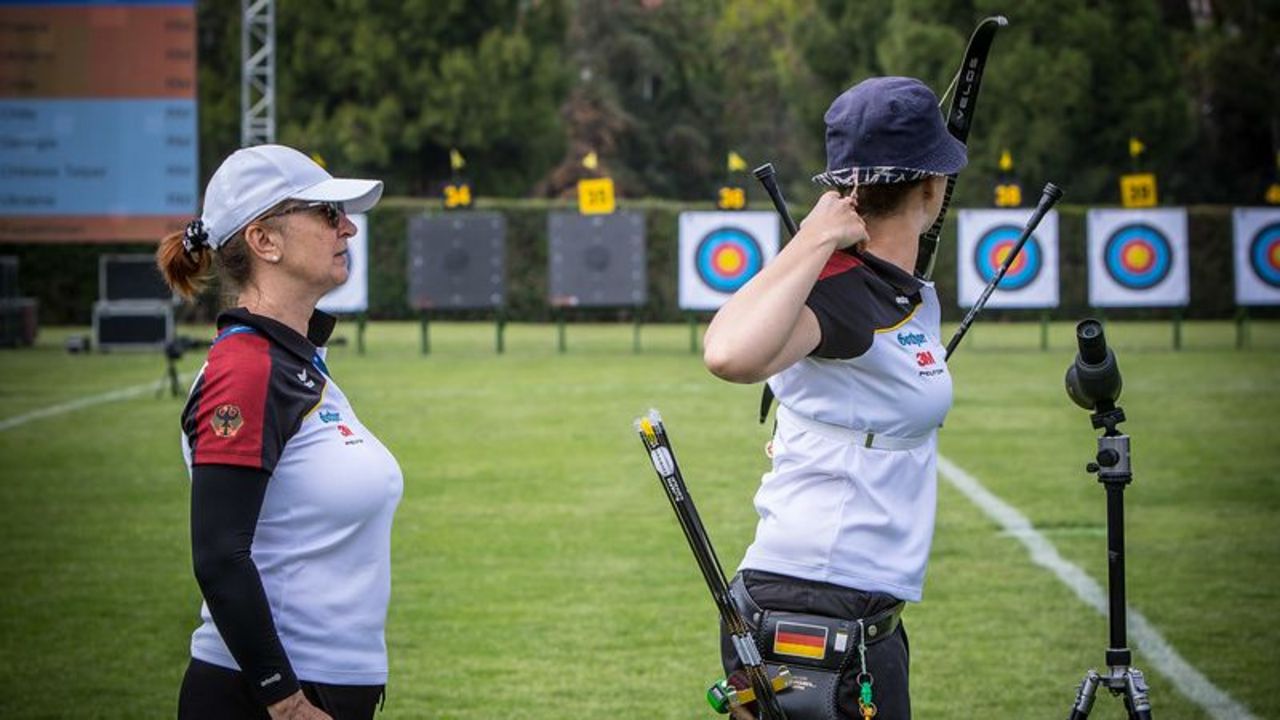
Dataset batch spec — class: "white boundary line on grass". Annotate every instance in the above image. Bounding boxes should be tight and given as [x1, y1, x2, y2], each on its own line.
[0, 379, 176, 433]
[937, 454, 1256, 720]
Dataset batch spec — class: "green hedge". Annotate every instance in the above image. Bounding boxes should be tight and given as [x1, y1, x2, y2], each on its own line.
[5, 200, 1275, 325]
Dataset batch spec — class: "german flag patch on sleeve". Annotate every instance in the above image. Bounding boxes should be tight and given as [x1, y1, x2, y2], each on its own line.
[773, 621, 828, 660]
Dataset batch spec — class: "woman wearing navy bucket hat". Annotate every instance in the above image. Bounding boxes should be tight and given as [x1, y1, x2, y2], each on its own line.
[156, 145, 403, 720]
[703, 77, 966, 719]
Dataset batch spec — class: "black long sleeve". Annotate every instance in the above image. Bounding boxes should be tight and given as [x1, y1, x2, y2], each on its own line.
[190, 464, 299, 707]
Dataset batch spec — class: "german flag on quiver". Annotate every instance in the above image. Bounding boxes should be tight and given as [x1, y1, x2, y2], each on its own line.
[773, 621, 828, 660]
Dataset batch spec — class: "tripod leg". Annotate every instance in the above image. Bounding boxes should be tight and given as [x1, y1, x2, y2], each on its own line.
[1123, 669, 1152, 720]
[1067, 670, 1100, 720]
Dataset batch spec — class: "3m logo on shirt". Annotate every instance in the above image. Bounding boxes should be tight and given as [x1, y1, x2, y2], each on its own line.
[210, 404, 244, 438]
[773, 621, 828, 660]
[916, 349, 946, 378]
[336, 423, 364, 445]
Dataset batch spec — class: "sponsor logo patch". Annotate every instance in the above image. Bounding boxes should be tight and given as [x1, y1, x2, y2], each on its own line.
[336, 423, 363, 445]
[916, 350, 936, 367]
[773, 621, 828, 660]
[319, 410, 341, 423]
[296, 368, 316, 388]
[897, 331, 926, 347]
[211, 404, 244, 438]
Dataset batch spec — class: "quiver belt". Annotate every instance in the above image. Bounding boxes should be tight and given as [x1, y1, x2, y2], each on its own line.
[729, 575, 904, 720]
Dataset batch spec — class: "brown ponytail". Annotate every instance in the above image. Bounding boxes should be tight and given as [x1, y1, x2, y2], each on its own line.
[156, 230, 213, 299]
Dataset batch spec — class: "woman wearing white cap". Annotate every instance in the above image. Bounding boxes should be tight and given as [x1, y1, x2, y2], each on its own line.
[703, 77, 965, 719]
[157, 145, 403, 720]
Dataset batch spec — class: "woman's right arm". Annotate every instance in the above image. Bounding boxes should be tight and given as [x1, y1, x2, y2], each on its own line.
[703, 191, 867, 383]
[190, 464, 330, 719]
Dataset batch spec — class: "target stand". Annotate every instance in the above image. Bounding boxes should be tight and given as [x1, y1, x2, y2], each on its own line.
[1086, 209, 1189, 350]
[956, 209, 1060, 351]
[677, 211, 781, 353]
[407, 212, 507, 355]
[316, 214, 371, 354]
[547, 210, 647, 353]
[1231, 209, 1280, 349]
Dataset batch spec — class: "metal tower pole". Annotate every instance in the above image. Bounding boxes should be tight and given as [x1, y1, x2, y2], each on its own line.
[241, 0, 275, 146]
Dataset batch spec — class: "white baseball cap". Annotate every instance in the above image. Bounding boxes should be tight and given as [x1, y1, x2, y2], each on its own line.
[196, 144, 383, 250]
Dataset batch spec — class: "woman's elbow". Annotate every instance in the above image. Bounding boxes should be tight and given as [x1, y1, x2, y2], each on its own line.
[703, 344, 766, 384]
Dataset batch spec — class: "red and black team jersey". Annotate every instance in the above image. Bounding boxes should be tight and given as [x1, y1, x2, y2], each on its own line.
[767, 248, 953, 438]
[747, 248, 953, 602]
[182, 309, 334, 472]
[179, 307, 403, 689]
[806, 249, 925, 360]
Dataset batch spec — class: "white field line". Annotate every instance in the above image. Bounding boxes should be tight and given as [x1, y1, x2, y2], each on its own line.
[937, 454, 1256, 720]
[0, 378, 177, 433]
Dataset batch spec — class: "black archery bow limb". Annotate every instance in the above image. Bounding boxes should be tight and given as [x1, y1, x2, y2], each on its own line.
[914, 15, 1008, 280]
[637, 410, 789, 720]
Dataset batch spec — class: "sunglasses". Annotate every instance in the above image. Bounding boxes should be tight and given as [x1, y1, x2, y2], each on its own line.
[261, 201, 345, 228]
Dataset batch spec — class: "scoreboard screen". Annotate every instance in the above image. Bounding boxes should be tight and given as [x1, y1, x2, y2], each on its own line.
[0, 1, 198, 242]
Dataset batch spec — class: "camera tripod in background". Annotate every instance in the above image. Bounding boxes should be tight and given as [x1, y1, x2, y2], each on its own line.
[157, 337, 209, 398]
[1063, 320, 1153, 720]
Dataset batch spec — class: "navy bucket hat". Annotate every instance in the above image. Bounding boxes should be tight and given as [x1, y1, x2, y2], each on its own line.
[814, 76, 967, 188]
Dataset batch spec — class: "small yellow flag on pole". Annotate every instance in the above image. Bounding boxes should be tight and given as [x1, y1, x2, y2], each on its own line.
[1129, 137, 1146, 159]
[727, 151, 748, 172]
[999, 149, 1013, 172]
[449, 149, 466, 172]
[582, 151, 599, 170]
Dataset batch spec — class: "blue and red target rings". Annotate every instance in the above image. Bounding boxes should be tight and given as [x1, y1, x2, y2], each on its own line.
[1249, 222, 1280, 289]
[1104, 224, 1172, 290]
[974, 224, 1042, 291]
[696, 227, 764, 293]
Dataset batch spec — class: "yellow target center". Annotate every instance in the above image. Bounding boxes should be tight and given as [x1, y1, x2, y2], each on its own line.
[1270, 243, 1280, 267]
[1124, 244, 1152, 270]
[715, 248, 743, 274]
[994, 243, 1025, 273]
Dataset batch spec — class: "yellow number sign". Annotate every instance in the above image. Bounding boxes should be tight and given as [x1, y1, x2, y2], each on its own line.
[443, 183, 472, 209]
[994, 183, 1022, 208]
[717, 186, 746, 210]
[1266, 183, 1280, 205]
[578, 177, 615, 215]
[1120, 173, 1158, 208]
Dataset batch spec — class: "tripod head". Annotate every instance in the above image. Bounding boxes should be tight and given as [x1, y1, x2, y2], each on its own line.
[1064, 319, 1125, 433]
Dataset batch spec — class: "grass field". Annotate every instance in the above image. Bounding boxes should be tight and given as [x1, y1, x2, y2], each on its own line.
[1, 320, 1278, 719]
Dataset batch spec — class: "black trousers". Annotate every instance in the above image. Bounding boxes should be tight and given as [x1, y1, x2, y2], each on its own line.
[720, 570, 912, 720]
[178, 658, 384, 720]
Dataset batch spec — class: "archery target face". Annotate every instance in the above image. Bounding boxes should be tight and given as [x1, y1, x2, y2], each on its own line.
[407, 212, 506, 310]
[1104, 225, 1172, 289]
[1232, 208, 1280, 305]
[547, 211, 647, 307]
[1087, 208, 1188, 307]
[956, 209, 1059, 309]
[678, 211, 780, 310]
[317, 213, 369, 314]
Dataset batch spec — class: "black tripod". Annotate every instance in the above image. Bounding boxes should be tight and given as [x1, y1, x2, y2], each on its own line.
[1064, 320, 1152, 720]
[157, 339, 183, 398]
